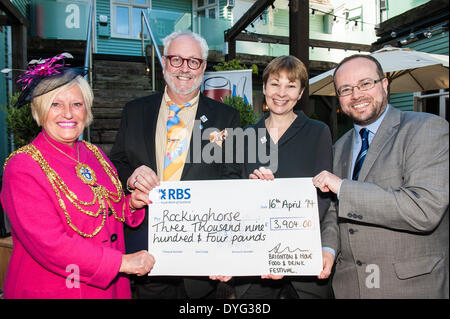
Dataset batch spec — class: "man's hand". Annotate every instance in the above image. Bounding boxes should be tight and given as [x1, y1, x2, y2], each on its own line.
[312, 170, 342, 194]
[127, 165, 160, 192]
[318, 250, 334, 280]
[127, 165, 160, 210]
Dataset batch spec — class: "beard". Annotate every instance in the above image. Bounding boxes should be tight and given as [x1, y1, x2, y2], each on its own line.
[164, 70, 203, 96]
[345, 93, 388, 126]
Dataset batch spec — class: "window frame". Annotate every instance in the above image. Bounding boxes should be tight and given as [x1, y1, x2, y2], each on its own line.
[111, 0, 151, 39]
[194, 0, 219, 19]
[345, 5, 363, 32]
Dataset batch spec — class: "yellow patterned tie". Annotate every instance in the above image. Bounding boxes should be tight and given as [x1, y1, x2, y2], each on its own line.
[163, 101, 191, 181]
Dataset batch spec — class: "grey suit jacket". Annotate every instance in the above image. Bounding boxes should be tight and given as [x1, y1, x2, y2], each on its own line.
[329, 106, 449, 298]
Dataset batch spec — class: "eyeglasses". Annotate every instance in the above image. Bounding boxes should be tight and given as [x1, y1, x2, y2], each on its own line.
[165, 55, 204, 70]
[336, 78, 385, 97]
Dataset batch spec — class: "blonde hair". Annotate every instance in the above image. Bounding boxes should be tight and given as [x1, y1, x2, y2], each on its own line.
[263, 55, 308, 89]
[31, 75, 93, 127]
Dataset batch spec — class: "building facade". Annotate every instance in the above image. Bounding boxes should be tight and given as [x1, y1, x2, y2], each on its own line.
[1, 0, 384, 159]
[373, 0, 448, 120]
[3, 0, 443, 160]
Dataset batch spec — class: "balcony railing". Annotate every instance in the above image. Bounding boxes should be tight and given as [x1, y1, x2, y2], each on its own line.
[143, 8, 376, 63]
[28, 2, 377, 63]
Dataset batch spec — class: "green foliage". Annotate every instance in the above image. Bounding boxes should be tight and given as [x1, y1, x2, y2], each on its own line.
[1, 92, 40, 149]
[222, 95, 258, 128]
[213, 59, 258, 74]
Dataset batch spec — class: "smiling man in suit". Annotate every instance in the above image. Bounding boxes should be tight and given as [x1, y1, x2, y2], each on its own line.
[110, 31, 241, 299]
[313, 54, 449, 298]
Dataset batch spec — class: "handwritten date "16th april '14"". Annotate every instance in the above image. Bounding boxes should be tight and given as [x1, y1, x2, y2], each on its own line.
[266, 198, 316, 211]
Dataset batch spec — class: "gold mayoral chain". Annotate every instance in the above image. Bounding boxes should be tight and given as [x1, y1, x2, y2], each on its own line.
[4, 136, 127, 238]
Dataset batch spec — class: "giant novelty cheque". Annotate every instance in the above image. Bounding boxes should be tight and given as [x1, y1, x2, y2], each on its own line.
[148, 178, 323, 276]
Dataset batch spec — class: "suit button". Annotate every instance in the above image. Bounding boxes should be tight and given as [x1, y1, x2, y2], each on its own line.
[108, 208, 113, 217]
[111, 234, 118, 242]
[356, 260, 363, 266]
[358, 215, 363, 220]
[349, 228, 355, 234]
[347, 213, 353, 218]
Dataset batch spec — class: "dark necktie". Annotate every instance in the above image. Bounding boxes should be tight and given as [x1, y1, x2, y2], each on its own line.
[352, 128, 369, 180]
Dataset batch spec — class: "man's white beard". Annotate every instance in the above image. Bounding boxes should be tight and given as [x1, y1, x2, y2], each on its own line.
[164, 70, 203, 96]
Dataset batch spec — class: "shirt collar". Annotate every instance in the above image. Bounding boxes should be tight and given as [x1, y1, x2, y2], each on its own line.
[163, 86, 200, 107]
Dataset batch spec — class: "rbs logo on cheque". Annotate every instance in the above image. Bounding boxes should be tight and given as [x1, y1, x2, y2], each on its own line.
[159, 188, 191, 200]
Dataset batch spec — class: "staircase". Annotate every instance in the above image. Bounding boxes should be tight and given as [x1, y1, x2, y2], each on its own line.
[90, 58, 155, 156]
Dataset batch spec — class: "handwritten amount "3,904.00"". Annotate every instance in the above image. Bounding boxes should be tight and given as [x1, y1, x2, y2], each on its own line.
[270, 217, 312, 231]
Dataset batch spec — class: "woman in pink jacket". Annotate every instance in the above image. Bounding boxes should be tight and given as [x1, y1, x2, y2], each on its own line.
[1, 53, 155, 299]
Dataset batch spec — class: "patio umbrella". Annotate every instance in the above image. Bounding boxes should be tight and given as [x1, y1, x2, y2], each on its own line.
[309, 46, 449, 96]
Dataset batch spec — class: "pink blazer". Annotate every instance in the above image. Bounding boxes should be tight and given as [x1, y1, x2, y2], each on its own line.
[1, 131, 145, 299]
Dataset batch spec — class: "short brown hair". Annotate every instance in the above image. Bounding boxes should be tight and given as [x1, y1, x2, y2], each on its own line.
[333, 54, 385, 87]
[263, 55, 308, 89]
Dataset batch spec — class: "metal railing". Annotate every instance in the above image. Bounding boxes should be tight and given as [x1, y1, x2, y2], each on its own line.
[84, 1, 93, 85]
[81, 1, 94, 142]
[141, 11, 163, 92]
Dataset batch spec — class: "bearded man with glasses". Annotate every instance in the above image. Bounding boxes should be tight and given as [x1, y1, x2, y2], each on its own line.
[312, 54, 449, 298]
[110, 31, 241, 299]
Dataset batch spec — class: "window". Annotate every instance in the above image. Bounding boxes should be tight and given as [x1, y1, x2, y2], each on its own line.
[112, 0, 150, 39]
[379, 0, 388, 23]
[345, 5, 363, 31]
[414, 89, 449, 121]
[195, 0, 218, 19]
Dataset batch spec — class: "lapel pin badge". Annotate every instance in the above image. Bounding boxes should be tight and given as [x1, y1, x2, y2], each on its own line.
[200, 115, 208, 123]
[209, 129, 228, 148]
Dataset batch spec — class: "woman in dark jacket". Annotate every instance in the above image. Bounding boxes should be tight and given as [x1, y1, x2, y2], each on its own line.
[235, 55, 335, 299]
